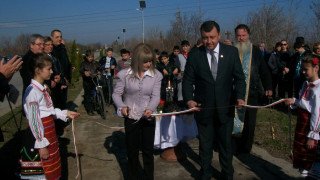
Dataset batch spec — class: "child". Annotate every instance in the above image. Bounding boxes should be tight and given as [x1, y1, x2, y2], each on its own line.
[20, 53, 79, 180]
[156, 51, 178, 101]
[116, 49, 131, 72]
[285, 54, 320, 177]
[99, 47, 117, 104]
[79, 50, 101, 116]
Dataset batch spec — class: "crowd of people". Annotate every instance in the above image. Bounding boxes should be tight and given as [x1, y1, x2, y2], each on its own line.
[0, 19, 320, 180]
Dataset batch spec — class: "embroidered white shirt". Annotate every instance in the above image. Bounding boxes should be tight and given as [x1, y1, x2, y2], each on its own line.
[293, 79, 320, 140]
[23, 79, 67, 148]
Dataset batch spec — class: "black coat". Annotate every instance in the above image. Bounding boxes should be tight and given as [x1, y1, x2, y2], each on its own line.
[52, 44, 72, 83]
[20, 50, 35, 94]
[248, 45, 272, 98]
[183, 43, 246, 124]
[0, 73, 9, 102]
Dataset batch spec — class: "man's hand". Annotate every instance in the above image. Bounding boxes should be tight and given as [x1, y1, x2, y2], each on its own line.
[236, 99, 245, 109]
[39, 147, 49, 160]
[265, 90, 273, 97]
[0, 55, 23, 80]
[51, 80, 56, 88]
[163, 69, 168, 76]
[284, 67, 289, 74]
[187, 100, 198, 109]
[172, 68, 178, 75]
[54, 75, 61, 83]
[61, 85, 67, 90]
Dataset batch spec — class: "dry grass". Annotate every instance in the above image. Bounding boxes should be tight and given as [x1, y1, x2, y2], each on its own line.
[254, 105, 297, 162]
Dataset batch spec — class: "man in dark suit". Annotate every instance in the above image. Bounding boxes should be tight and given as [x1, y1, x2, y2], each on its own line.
[182, 21, 246, 180]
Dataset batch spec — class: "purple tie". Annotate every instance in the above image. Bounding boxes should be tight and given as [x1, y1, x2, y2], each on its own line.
[211, 50, 217, 80]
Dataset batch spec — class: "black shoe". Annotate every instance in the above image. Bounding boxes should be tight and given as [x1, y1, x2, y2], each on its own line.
[88, 111, 95, 116]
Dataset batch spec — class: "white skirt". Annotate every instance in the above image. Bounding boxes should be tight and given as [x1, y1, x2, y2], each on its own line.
[154, 114, 198, 149]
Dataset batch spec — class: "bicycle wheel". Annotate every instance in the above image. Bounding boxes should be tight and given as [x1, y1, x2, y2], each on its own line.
[97, 87, 106, 119]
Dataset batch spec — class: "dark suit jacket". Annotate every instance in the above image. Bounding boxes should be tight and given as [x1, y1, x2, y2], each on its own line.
[248, 45, 272, 98]
[182, 43, 246, 124]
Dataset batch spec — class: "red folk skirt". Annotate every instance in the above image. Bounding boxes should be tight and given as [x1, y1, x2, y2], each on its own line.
[20, 116, 61, 180]
[293, 108, 318, 170]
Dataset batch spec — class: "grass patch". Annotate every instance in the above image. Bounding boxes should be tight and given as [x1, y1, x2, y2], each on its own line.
[255, 105, 297, 161]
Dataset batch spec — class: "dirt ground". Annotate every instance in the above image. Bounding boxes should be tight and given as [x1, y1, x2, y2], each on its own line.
[58, 90, 304, 180]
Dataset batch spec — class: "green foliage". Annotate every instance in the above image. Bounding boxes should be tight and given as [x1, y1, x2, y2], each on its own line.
[68, 40, 82, 84]
[99, 49, 104, 59]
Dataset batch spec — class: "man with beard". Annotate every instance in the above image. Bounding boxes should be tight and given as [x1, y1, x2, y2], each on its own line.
[232, 24, 272, 154]
[183, 20, 246, 180]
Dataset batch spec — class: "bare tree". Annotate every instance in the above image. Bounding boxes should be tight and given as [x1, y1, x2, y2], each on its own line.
[167, 10, 202, 48]
[309, 0, 320, 41]
[246, 1, 285, 50]
[0, 36, 12, 55]
[14, 33, 30, 55]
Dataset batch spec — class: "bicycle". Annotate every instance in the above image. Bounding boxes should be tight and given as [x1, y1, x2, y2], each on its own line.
[91, 73, 107, 119]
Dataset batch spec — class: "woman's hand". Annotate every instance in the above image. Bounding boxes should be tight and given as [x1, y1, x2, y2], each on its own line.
[306, 138, 316, 149]
[39, 147, 49, 159]
[67, 111, 80, 120]
[121, 107, 130, 117]
[144, 109, 152, 117]
[285, 98, 294, 106]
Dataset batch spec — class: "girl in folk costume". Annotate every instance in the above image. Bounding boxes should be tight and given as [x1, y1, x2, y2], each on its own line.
[285, 54, 320, 177]
[20, 53, 80, 180]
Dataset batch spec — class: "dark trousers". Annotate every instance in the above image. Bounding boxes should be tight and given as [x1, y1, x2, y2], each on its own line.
[125, 117, 155, 180]
[271, 74, 279, 99]
[106, 76, 114, 104]
[61, 86, 68, 109]
[51, 84, 64, 109]
[293, 77, 304, 99]
[238, 97, 258, 153]
[101, 75, 109, 104]
[51, 84, 67, 136]
[83, 81, 95, 113]
[278, 77, 293, 98]
[197, 113, 234, 180]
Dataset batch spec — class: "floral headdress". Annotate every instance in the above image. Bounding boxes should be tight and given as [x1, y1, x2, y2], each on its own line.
[312, 57, 319, 65]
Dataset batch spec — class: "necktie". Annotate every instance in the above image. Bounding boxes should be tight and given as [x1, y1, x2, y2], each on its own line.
[211, 50, 218, 80]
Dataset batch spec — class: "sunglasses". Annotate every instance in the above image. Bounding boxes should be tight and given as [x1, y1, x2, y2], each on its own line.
[281, 44, 287, 46]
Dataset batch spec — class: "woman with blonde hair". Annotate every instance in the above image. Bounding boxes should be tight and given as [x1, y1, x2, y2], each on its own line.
[112, 43, 162, 180]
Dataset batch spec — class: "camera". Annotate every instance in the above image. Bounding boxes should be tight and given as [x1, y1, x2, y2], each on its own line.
[0, 56, 9, 64]
[0, 55, 21, 64]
